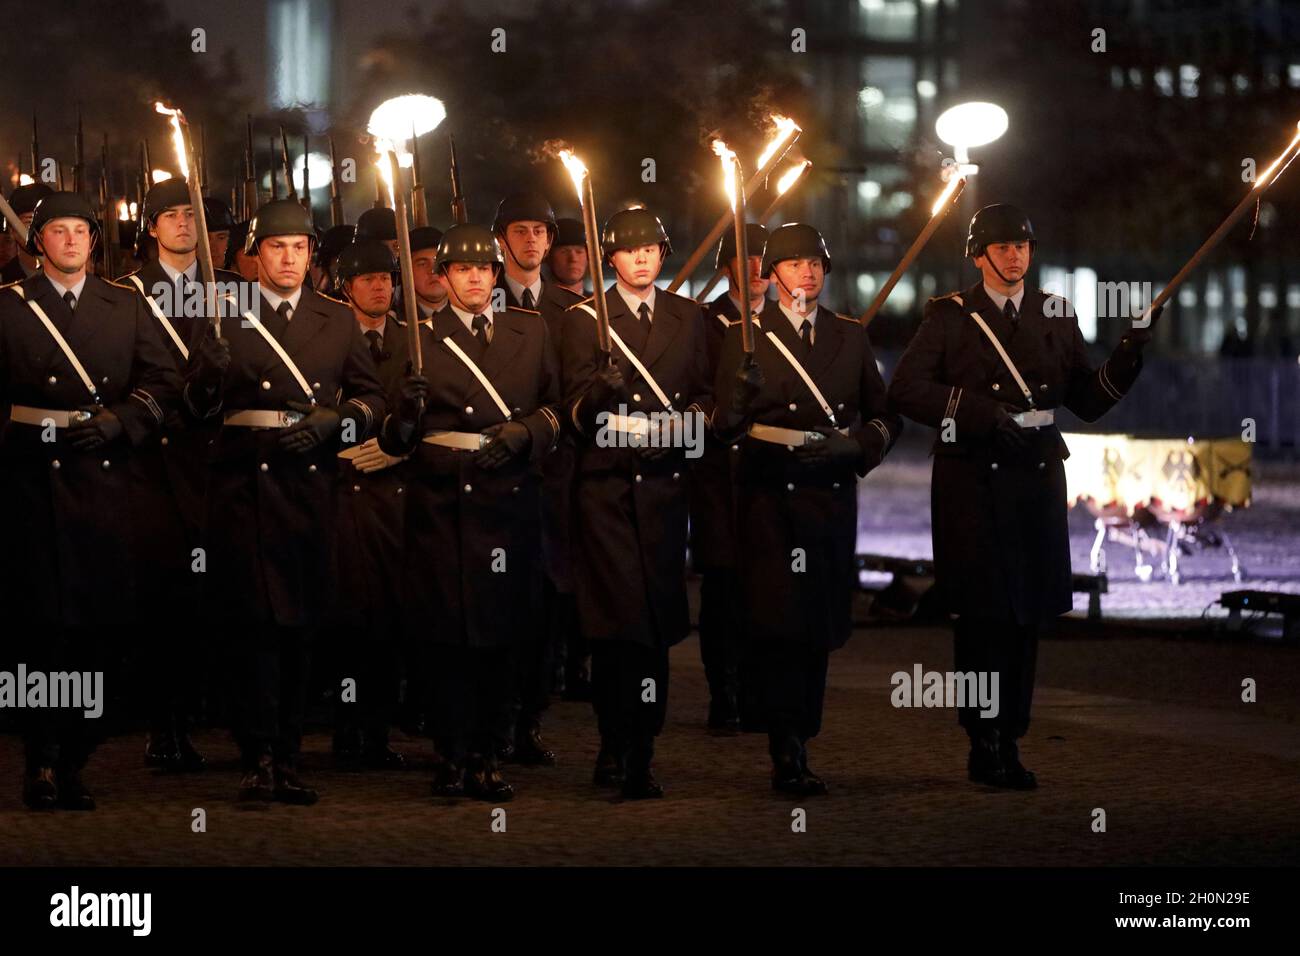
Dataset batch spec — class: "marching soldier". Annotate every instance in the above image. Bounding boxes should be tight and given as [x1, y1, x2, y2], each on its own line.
[329, 238, 409, 770]
[121, 178, 243, 772]
[547, 217, 588, 296]
[561, 207, 712, 799]
[379, 224, 562, 801]
[184, 198, 385, 805]
[714, 223, 902, 796]
[888, 204, 1152, 789]
[492, 190, 583, 763]
[203, 197, 236, 273]
[225, 220, 260, 282]
[0, 192, 180, 809]
[410, 226, 447, 319]
[312, 223, 355, 296]
[695, 222, 769, 734]
[1, 182, 53, 284]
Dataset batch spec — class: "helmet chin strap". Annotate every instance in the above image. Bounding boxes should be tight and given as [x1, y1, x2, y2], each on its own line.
[983, 246, 1031, 286]
[772, 267, 813, 313]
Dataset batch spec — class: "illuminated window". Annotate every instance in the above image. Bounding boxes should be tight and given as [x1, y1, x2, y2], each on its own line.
[858, 0, 918, 41]
[859, 57, 917, 149]
[269, 0, 332, 108]
[1179, 64, 1199, 97]
[1154, 68, 1173, 96]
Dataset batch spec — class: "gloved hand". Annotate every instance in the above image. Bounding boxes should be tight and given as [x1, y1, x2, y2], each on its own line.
[475, 421, 532, 470]
[729, 354, 764, 414]
[194, 325, 231, 391]
[792, 427, 862, 470]
[396, 371, 430, 429]
[279, 401, 341, 453]
[65, 405, 123, 451]
[587, 358, 627, 413]
[992, 403, 1029, 454]
[636, 411, 681, 462]
[351, 436, 405, 474]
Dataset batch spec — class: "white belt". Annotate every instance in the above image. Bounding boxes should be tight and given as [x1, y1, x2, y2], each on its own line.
[9, 405, 93, 428]
[747, 423, 848, 447]
[421, 430, 486, 451]
[605, 413, 651, 437]
[223, 409, 304, 428]
[1012, 409, 1055, 429]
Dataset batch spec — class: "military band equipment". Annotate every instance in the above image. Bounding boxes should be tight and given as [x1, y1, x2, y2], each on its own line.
[860, 174, 966, 326]
[449, 134, 468, 225]
[328, 136, 344, 227]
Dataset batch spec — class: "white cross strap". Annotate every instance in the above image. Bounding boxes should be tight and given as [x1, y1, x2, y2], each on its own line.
[576, 302, 672, 410]
[125, 274, 189, 360]
[764, 328, 837, 426]
[442, 335, 512, 421]
[241, 311, 316, 403]
[8, 285, 99, 401]
[952, 294, 1034, 406]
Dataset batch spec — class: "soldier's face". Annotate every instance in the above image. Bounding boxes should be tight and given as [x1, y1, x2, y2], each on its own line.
[731, 254, 769, 300]
[977, 241, 1030, 284]
[257, 235, 311, 293]
[444, 262, 496, 313]
[503, 221, 551, 270]
[611, 244, 662, 290]
[9, 213, 34, 253]
[346, 271, 393, 319]
[413, 249, 448, 307]
[549, 244, 587, 286]
[150, 205, 197, 255]
[209, 230, 230, 267]
[38, 218, 94, 275]
[773, 257, 824, 303]
[235, 247, 260, 281]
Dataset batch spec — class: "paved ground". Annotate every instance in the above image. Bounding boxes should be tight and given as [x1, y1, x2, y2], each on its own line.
[3, 618, 1296, 867]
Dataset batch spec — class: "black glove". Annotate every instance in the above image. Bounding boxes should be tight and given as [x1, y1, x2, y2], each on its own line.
[64, 405, 123, 451]
[397, 372, 430, 429]
[587, 358, 628, 413]
[279, 400, 341, 453]
[792, 427, 863, 470]
[729, 354, 764, 415]
[992, 403, 1029, 454]
[194, 325, 231, 391]
[635, 412, 681, 462]
[476, 421, 532, 470]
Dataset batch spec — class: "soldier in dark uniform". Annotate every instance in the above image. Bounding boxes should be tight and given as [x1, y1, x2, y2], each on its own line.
[312, 223, 355, 297]
[121, 178, 244, 772]
[561, 207, 712, 799]
[492, 190, 583, 763]
[714, 223, 901, 796]
[203, 197, 236, 274]
[184, 199, 385, 805]
[1, 182, 53, 284]
[0, 192, 180, 809]
[410, 226, 447, 320]
[547, 217, 588, 297]
[380, 224, 562, 802]
[695, 222, 769, 734]
[329, 239, 409, 770]
[888, 204, 1153, 789]
[226, 220, 259, 282]
[356, 208, 398, 260]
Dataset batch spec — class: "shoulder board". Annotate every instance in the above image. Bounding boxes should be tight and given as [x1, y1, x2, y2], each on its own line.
[107, 278, 136, 292]
[834, 312, 858, 324]
[316, 290, 349, 306]
[566, 296, 596, 312]
[506, 305, 540, 315]
[0, 278, 23, 294]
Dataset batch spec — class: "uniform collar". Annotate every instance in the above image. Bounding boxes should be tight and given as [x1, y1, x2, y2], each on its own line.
[615, 281, 655, 318]
[778, 298, 815, 331]
[45, 272, 87, 304]
[505, 273, 542, 306]
[259, 283, 304, 316]
[983, 282, 1025, 313]
[449, 300, 492, 334]
[160, 258, 199, 284]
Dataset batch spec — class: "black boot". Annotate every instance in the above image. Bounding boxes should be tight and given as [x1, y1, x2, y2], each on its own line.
[238, 752, 275, 802]
[621, 738, 663, 800]
[332, 724, 364, 771]
[770, 734, 809, 797]
[55, 764, 96, 811]
[593, 740, 626, 788]
[510, 719, 556, 766]
[465, 753, 514, 802]
[998, 736, 1038, 790]
[22, 767, 58, 810]
[707, 686, 741, 736]
[798, 739, 828, 796]
[272, 759, 319, 805]
[967, 728, 1008, 787]
[431, 760, 464, 798]
[144, 724, 180, 769]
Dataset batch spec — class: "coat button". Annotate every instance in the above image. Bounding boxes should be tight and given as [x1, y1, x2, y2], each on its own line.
[160, 436, 169, 447]
[786, 482, 795, 491]
[101, 460, 111, 470]
[260, 462, 269, 472]
[672, 472, 680, 481]
[731, 445, 739, 452]
[1038, 461, 1046, 470]
[464, 484, 472, 493]
[513, 407, 521, 414]
[465, 405, 474, 414]
[836, 403, 844, 411]
[48, 375, 57, 385]
[991, 462, 999, 471]
[308, 464, 317, 473]
[633, 393, 642, 403]
[674, 392, 681, 401]
[261, 380, 271, 390]
[992, 383, 1000, 391]
[512, 486, 520, 494]
[51, 459, 61, 469]
[353, 484, 361, 492]
[397, 486, 404, 494]
[1039, 384, 1047, 392]
[313, 382, 321, 390]
[101, 376, 109, 385]
[788, 403, 797, 411]
[634, 474, 643, 483]
[832, 482, 841, 490]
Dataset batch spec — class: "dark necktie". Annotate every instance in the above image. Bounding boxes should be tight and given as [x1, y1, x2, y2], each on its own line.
[1003, 298, 1018, 327]
[364, 329, 384, 364]
[521, 288, 535, 311]
[63, 290, 77, 313]
[471, 313, 491, 359]
[799, 316, 813, 356]
[278, 300, 293, 324]
[628, 302, 650, 355]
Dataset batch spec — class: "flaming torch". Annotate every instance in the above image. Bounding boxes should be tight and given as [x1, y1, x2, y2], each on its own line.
[859, 169, 967, 327]
[713, 139, 755, 353]
[558, 149, 612, 357]
[155, 102, 219, 334]
[1140, 121, 1300, 327]
[694, 159, 811, 303]
[669, 114, 800, 292]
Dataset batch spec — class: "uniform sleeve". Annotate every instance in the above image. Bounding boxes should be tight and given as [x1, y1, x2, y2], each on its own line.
[680, 301, 714, 424]
[711, 320, 747, 442]
[114, 294, 182, 445]
[561, 305, 603, 438]
[851, 328, 903, 476]
[1063, 320, 1145, 423]
[338, 323, 386, 441]
[887, 297, 1003, 438]
[518, 318, 563, 462]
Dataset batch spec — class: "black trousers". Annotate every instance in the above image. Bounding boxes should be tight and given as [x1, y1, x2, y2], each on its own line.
[546, 577, 585, 689]
[952, 616, 1040, 740]
[232, 624, 312, 769]
[757, 638, 829, 760]
[12, 626, 109, 772]
[697, 566, 742, 703]
[509, 578, 555, 736]
[329, 612, 400, 746]
[428, 644, 514, 766]
[590, 640, 669, 755]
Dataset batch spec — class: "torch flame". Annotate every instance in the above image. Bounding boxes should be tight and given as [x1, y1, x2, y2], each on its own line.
[154, 102, 189, 180]
[755, 114, 801, 171]
[775, 160, 811, 197]
[117, 199, 130, 221]
[712, 139, 739, 211]
[129, 201, 138, 219]
[373, 139, 398, 207]
[151, 169, 172, 183]
[930, 173, 965, 216]
[558, 149, 587, 202]
[1254, 121, 1300, 190]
